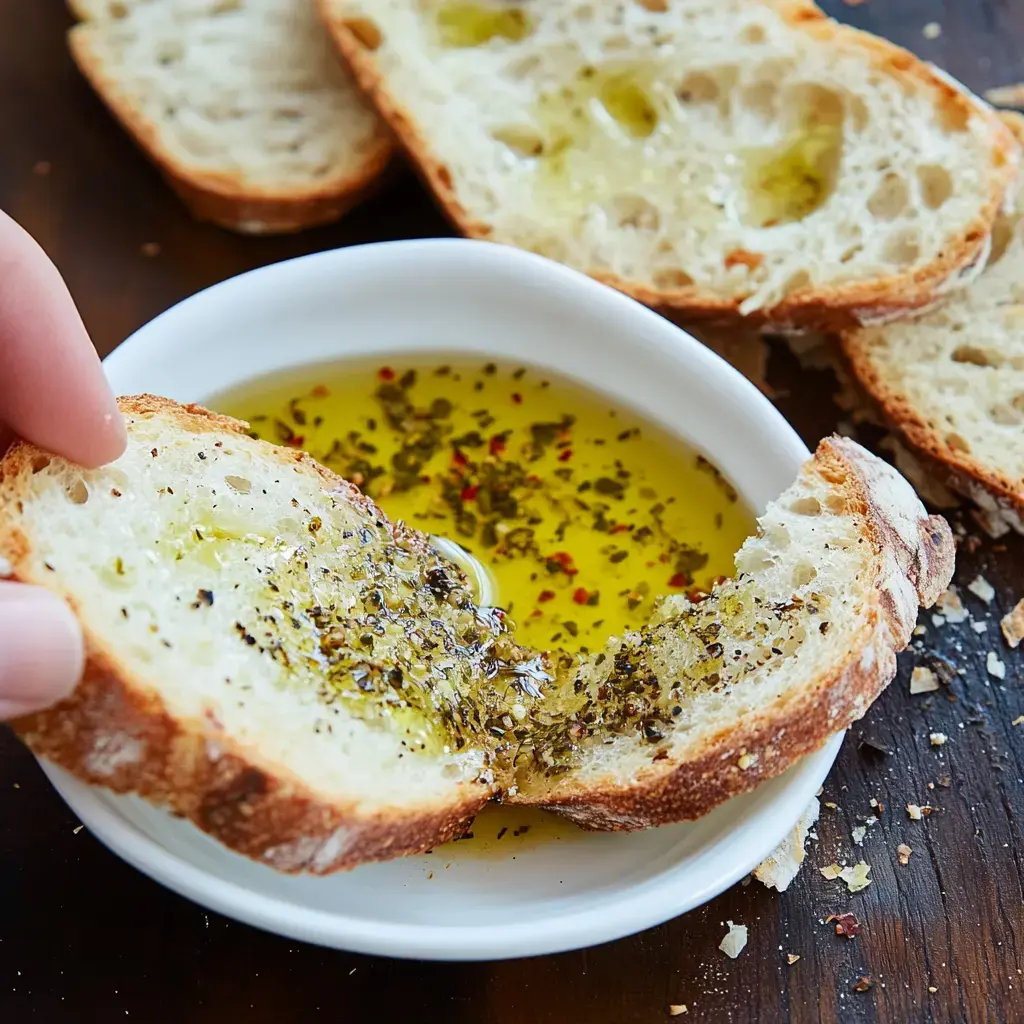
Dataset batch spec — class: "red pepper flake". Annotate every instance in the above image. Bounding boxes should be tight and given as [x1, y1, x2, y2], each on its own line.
[686, 586, 709, 603]
[489, 436, 506, 456]
[286, 435, 305, 448]
[572, 587, 590, 605]
[530, 608, 544, 618]
[460, 484, 479, 502]
[853, 976, 874, 993]
[310, 384, 330, 398]
[511, 392, 523, 404]
[826, 913, 862, 938]
[668, 573, 688, 588]
[538, 590, 556, 603]
[378, 367, 395, 381]
[610, 524, 630, 535]
[558, 449, 573, 463]
[452, 449, 469, 467]
[547, 552, 579, 577]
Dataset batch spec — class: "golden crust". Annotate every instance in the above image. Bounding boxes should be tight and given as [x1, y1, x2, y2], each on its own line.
[317, 0, 1017, 328]
[509, 436, 955, 828]
[68, 22, 395, 235]
[1, 397, 488, 874]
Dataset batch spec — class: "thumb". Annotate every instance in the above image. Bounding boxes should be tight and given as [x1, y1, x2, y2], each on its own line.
[0, 582, 84, 720]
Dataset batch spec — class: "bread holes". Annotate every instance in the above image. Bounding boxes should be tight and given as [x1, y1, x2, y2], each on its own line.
[848, 95, 869, 133]
[917, 164, 953, 209]
[634, 0, 668, 11]
[787, 83, 844, 129]
[65, 478, 90, 505]
[867, 173, 909, 221]
[784, 270, 811, 293]
[792, 562, 817, 588]
[883, 230, 922, 267]
[988, 216, 1016, 266]
[824, 493, 846, 513]
[1012, 394, 1024, 414]
[611, 195, 660, 231]
[989, 403, 1022, 426]
[945, 432, 971, 453]
[740, 82, 777, 120]
[936, 97, 971, 133]
[653, 267, 694, 289]
[675, 71, 720, 105]
[491, 125, 544, 157]
[155, 41, 185, 66]
[790, 496, 821, 516]
[225, 475, 252, 494]
[30, 455, 51, 474]
[840, 244, 864, 264]
[739, 23, 766, 44]
[951, 345, 1001, 368]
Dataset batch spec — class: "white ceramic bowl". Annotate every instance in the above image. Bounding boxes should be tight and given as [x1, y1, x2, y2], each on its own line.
[41, 239, 843, 960]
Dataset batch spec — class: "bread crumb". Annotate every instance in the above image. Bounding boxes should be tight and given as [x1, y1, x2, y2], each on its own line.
[33, 160, 51, 176]
[737, 753, 758, 770]
[935, 587, 968, 624]
[987, 651, 1007, 680]
[972, 620, 989, 634]
[1012, 716, 1024, 727]
[911, 666, 940, 694]
[968, 575, 996, 603]
[851, 825, 866, 846]
[787, 953, 801, 964]
[72, 824, 83, 834]
[668, 1006, 688, 1017]
[922, 21, 942, 39]
[719, 921, 748, 958]
[985, 83, 1024, 108]
[914, 624, 928, 636]
[1000, 600, 1024, 648]
[929, 732, 948, 746]
[854, 975, 875, 992]
[141, 242, 162, 257]
[928, 986, 938, 993]
[897, 843, 912, 865]
[754, 798, 818, 891]
[839, 862, 872, 893]
[907, 804, 933, 820]
[820, 863, 842, 880]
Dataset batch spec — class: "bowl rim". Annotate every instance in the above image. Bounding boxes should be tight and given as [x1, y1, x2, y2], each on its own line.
[42, 238, 840, 960]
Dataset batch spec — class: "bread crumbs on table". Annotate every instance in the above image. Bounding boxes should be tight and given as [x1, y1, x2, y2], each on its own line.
[668, 1005, 688, 1016]
[922, 21, 941, 39]
[910, 666, 940, 694]
[787, 953, 800, 965]
[897, 843, 912, 865]
[987, 652, 1007, 680]
[719, 921, 748, 958]
[930, 732, 948, 746]
[839, 862, 871, 893]
[907, 803, 933, 820]
[853, 975, 875, 993]
[1001, 600, 1024, 648]
[820, 863, 842, 880]
[968, 575, 996, 603]
[72, 825, 83, 835]
[1013, 716, 1024, 727]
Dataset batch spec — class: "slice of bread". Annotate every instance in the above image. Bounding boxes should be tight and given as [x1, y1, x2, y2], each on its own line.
[0, 399, 952, 871]
[317, 0, 1017, 327]
[842, 113, 1024, 533]
[509, 434, 952, 826]
[69, 0, 394, 234]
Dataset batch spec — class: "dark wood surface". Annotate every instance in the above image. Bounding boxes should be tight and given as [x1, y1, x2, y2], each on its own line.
[2, 2, 1023, 1021]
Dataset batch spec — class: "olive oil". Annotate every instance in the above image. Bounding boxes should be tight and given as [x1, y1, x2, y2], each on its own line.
[743, 122, 843, 227]
[214, 358, 753, 653]
[435, 1, 532, 47]
[432, 803, 584, 858]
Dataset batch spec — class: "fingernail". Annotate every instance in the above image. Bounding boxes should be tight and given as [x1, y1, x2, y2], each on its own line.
[0, 584, 84, 717]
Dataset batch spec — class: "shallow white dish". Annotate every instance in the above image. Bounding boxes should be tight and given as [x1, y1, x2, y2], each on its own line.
[41, 238, 843, 960]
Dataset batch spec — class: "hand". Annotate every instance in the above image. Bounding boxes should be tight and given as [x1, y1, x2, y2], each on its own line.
[0, 211, 125, 719]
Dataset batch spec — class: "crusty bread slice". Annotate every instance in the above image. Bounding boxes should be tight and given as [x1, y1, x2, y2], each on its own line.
[0, 400, 952, 870]
[509, 435, 952, 826]
[842, 112, 1024, 532]
[317, 0, 1017, 327]
[69, 0, 393, 234]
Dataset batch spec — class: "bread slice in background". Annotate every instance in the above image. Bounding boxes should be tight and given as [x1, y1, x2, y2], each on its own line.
[318, 0, 1016, 328]
[842, 113, 1024, 533]
[0, 398, 952, 870]
[69, 0, 394, 234]
[510, 435, 953, 827]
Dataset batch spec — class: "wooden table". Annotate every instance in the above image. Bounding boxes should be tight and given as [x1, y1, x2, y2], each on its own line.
[2, 2, 1022, 1021]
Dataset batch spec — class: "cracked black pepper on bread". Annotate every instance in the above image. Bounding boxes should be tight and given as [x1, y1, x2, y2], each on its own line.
[0, 397, 953, 872]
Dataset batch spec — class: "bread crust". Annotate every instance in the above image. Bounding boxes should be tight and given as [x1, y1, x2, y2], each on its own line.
[317, 0, 1017, 327]
[68, 19, 395, 235]
[508, 436, 954, 829]
[1, 396, 490, 873]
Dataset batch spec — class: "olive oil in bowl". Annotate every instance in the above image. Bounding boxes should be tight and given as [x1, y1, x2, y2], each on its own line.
[214, 358, 753, 654]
